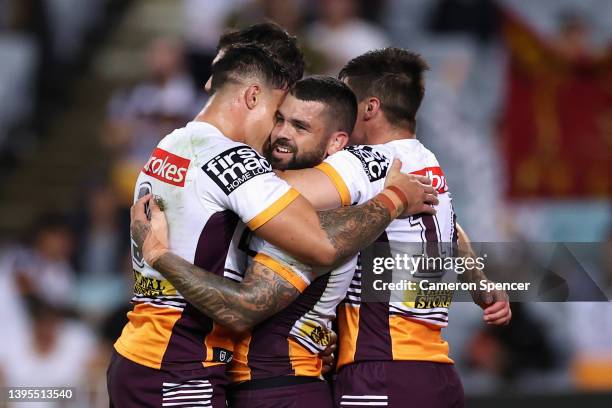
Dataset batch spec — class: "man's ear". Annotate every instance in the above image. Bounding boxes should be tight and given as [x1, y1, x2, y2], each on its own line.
[363, 97, 381, 121]
[244, 85, 261, 110]
[326, 131, 349, 155]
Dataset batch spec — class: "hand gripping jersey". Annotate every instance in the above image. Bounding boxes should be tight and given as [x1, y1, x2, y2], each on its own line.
[114, 121, 299, 371]
[316, 141, 458, 368]
[228, 139, 456, 383]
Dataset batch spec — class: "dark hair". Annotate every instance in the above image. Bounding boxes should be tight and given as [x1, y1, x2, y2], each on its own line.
[290, 76, 357, 135]
[218, 22, 304, 85]
[210, 44, 291, 94]
[338, 48, 429, 132]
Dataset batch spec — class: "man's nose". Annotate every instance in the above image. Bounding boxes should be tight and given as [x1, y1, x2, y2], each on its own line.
[272, 123, 292, 142]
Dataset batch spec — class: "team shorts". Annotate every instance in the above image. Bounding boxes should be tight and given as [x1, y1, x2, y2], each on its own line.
[334, 360, 464, 408]
[107, 351, 228, 407]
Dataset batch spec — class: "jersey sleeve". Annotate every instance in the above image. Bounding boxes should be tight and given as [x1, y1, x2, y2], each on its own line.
[315, 146, 391, 206]
[198, 145, 300, 230]
[250, 238, 329, 293]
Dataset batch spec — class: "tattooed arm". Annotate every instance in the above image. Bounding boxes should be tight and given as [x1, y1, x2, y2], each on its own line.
[154, 253, 299, 333]
[128, 160, 436, 330]
[131, 196, 299, 332]
[128, 192, 388, 332]
[256, 160, 439, 267]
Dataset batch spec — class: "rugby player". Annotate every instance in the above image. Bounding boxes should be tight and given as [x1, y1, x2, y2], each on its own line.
[109, 41, 437, 408]
[279, 48, 511, 407]
[131, 49, 511, 407]
[132, 76, 359, 407]
[203, 22, 304, 98]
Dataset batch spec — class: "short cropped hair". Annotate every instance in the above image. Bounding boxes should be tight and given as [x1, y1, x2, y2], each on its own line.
[290, 76, 357, 135]
[218, 22, 304, 86]
[210, 44, 291, 94]
[339, 48, 429, 132]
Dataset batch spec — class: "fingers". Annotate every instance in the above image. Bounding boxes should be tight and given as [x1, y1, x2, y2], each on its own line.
[390, 159, 402, 173]
[424, 193, 439, 206]
[415, 175, 433, 186]
[483, 301, 506, 315]
[483, 302, 511, 325]
[419, 204, 437, 215]
[321, 353, 335, 375]
[487, 309, 512, 326]
[131, 194, 152, 223]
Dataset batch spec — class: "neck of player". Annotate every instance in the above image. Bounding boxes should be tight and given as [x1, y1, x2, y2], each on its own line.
[194, 94, 250, 147]
[365, 120, 415, 145]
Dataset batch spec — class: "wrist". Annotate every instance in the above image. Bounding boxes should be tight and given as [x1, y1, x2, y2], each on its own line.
[375, 188, 406, 218]
[145, 247, 169, 267]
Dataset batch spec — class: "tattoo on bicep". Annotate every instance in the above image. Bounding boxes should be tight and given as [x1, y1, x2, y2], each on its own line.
[318, 199, 390, 261]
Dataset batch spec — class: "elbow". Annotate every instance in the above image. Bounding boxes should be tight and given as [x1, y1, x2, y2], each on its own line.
[223, 318, 254, 335]
[227, 322, 251, 335]
[310, 245, 338, 267]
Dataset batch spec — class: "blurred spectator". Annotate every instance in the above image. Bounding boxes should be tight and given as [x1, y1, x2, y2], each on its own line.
[0, 295, 97, 406]
[103, 37, 198, 205]
[182, 0, 247, 88]
[306, 0, 389, 74]
[73, 184, 128, 278]
[71, 183, 132, 322]
[15, 214, 76, 309]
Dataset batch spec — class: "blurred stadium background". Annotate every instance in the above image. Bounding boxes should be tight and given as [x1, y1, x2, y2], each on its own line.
[0, 0, 610, 406]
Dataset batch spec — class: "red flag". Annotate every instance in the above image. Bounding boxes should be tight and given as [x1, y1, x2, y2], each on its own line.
[499, 9, 612, 198]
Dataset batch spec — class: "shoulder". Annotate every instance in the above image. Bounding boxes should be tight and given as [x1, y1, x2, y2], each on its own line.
[341, 145, 393, 182]
[200, 143, 274, 195]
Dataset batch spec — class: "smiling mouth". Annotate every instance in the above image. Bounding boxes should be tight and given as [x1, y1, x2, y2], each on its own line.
[274, 145, 294, 155]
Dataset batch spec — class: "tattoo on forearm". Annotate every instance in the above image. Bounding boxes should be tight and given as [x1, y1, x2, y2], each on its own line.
[456, 247, 500, 305]
[153, 253, 299, 332]
[131, 221, 150, 249]
[318, 197, 391, 263]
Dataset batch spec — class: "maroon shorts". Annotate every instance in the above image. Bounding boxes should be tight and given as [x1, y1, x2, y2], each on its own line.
[334, 361, 464, 408]
[228, 378, 333, 408]
[107, 351, 228, 408]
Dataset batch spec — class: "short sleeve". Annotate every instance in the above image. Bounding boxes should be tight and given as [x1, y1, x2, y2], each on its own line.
[250, 236, 332, 293]
[198, 145, 300, 230]
[315, 146, 391, 206]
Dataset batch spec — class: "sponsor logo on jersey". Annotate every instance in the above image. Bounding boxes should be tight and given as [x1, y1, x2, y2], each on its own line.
[203, 146, 273, 195]
[345, 146, 390, 182]
[133, 271, 177, 296]
[410, 166, 448, 193]
[143, 148, 190, 187]
[309, 326, 332, 346]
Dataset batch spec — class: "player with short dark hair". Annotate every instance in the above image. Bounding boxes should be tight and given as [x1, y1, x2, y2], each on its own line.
[265, 76, 357, 170]
[109, 37, 436, 408]
[338, 48, 428, 135]
[209, 44, 292, 94]
[206, 22, 304, 93]
[270, 47, 510, 407]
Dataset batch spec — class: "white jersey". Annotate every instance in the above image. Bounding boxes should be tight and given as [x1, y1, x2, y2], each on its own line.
[318, 141, 457, 328]
[116, 121, 299, 370]
[228, 138, 457, 381]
